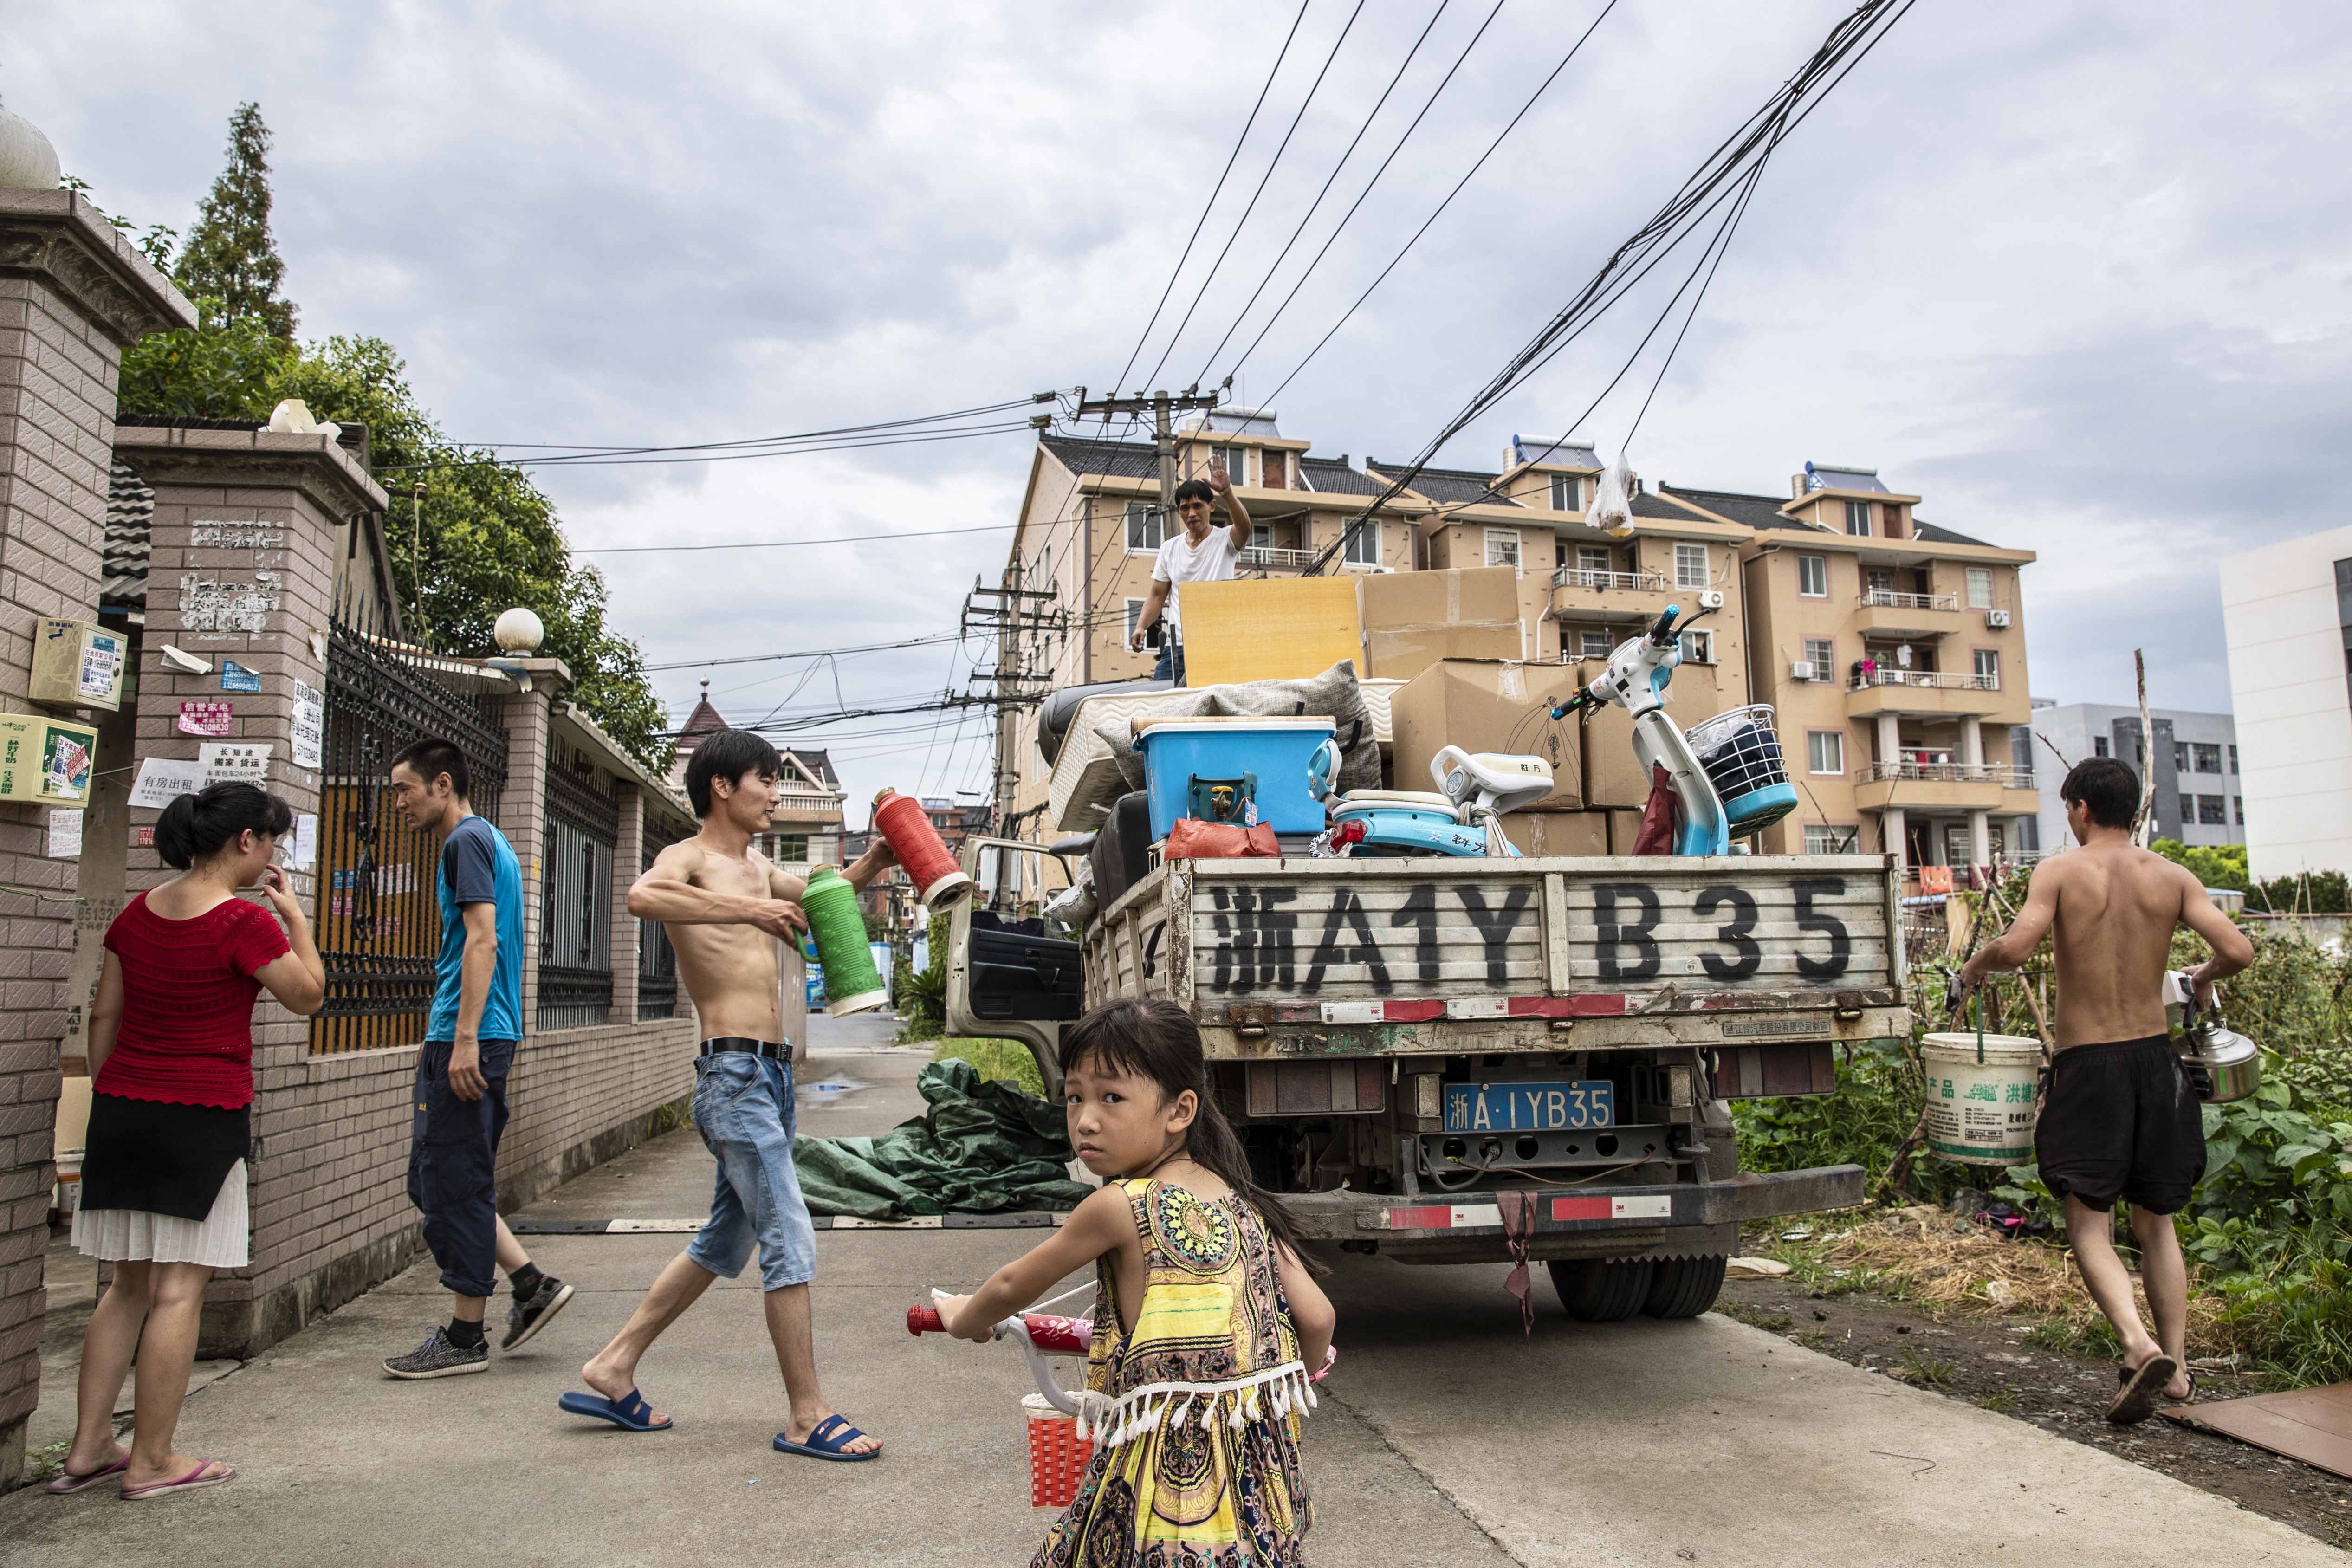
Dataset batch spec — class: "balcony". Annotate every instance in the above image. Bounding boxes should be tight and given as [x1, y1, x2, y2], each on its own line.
[1237, 545, 1317, 570]
[1550, 566, 1672, 623]
[1852, 589, 1965, 640]
[1853, 761, 2040, 812]
[1844, 668, 2007, 719]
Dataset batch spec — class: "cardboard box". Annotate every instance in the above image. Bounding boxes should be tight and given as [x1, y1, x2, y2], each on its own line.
[1357, 566, 1524, 680]
[29, 617, 127, 712]
[1606, 808, 1649, 856]
[1501, 810, 1608, 858]
[1389, 659, 1584, 809]
[1178, 577, 1363, 688]
[0, 712, 100, 807]
[1577, 657, 1736, 808]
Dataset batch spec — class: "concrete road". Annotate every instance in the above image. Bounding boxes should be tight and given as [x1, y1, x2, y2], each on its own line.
[4, 1013, 2338, 1566]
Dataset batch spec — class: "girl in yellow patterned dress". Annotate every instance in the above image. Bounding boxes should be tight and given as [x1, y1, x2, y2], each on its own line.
[939, 998, 1335, 1567]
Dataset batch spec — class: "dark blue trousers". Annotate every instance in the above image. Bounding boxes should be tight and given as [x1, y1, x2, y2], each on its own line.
[407, 1038, 515, 1297]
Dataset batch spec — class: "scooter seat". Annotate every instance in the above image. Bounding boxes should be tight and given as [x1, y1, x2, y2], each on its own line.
[1337, 790, 1462, 814]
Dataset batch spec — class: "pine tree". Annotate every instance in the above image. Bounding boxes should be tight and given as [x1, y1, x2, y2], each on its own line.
[175, 103, 298, 340]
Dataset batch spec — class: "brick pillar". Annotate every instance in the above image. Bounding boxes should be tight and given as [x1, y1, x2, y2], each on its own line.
[119, 426, 388, 1352]
[611, 783, 641, 1024]
[0, 188, 190, 1490]
[489, 659, 570, 1033]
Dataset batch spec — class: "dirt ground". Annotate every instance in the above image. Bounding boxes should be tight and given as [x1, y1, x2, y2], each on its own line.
[1716, 1269, 2352, 1550]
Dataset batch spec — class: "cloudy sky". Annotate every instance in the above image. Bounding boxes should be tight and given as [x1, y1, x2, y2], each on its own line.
[13, 1, 2349, 816]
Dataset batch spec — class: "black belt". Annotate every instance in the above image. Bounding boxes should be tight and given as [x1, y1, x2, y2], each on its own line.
[699, 1037, 792, 1060]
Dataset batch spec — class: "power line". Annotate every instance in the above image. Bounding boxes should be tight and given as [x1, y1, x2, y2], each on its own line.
[445, 396, 1051, 460]
[1109, 0, 1314, 400]
[643, 630, 966, 673]
[1134, 0, 1370, 395]
[1298, 0, 1918, 575]
[375, 417, 1040, 473]
[1251, 0, 1620, 409]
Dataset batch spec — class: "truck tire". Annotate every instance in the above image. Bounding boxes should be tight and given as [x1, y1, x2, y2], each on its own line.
[1641, 1254, 1729, 1320]
[1547, 1258, 1656, 1322]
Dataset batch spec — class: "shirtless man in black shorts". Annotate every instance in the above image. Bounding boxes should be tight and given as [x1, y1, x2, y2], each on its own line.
[1960, 757, 2251, 1423]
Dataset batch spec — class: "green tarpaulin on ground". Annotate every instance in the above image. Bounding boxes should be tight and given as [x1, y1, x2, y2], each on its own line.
[793, 1058, 1093, 1221]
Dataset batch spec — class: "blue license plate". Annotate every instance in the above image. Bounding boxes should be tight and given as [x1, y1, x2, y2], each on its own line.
[1443, 1081, 1614, 1133]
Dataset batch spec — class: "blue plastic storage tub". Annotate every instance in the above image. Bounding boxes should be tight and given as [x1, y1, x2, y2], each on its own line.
[1134, 717, 1335, 839]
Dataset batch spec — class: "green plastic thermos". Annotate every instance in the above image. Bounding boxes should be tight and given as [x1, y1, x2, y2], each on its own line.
[801, 865, 888, 1016]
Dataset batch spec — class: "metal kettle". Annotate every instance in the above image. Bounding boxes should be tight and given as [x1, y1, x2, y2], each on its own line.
[2169, 976, 2261, 1104]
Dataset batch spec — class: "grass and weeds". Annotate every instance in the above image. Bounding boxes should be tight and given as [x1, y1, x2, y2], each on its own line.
[1895, 1346, 1958, 1388]
[927, 1037, 1047, 1100]
[1732, 886, 2352, 1392]
[1713, 1296, 1794, 1334]
[26, 1439, 67, 1483]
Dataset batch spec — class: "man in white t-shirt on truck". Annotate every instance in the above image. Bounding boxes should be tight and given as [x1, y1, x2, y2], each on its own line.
[1127, 455, 1252, 687]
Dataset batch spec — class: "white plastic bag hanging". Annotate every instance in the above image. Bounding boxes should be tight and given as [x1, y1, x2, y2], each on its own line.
[1588, 453, 1638, 537]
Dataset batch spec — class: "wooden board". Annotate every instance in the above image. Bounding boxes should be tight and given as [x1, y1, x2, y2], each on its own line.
[1177, 577, 1362, 689]
[2167, 1382, 2352, 1480]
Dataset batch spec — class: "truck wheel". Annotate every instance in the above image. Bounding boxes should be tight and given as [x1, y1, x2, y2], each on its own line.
[1641, 1254, 1729, 1320]
[1546, 1258, 1656, 1322]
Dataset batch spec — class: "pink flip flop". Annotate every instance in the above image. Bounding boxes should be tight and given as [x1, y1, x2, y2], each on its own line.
[120, 1459, 237, 1501]
[45, 1454, 130, 1494]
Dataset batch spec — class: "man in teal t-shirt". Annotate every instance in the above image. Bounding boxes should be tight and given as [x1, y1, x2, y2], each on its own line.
[380, 737, 574, 1380]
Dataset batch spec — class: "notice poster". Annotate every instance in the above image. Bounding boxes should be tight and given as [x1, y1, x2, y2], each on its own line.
[81, 630, 124, 702]
[177, 700, 234, 737]
[128, 756, 207, 809]
[287, 812, 318, 870]
[220, 660, 262, 693]
[291, 679, 324, 770]
[200, 742, 271, 786]
[46, 807, 82, 859]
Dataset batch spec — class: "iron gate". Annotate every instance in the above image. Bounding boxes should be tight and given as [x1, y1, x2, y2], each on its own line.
[538, 746, 617, 1030]
[311, 600, 511, 1055]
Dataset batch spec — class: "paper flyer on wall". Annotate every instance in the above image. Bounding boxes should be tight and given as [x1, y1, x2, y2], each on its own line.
[200, 742, 272, 786]
[127, 756, 207, 809]
[288, 812, 318, 870]
[46, 808, 82, 859]
[291, 680, 325, 770]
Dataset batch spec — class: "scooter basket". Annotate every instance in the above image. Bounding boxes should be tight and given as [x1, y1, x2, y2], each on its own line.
[1685, 705, 1799, 833]
[1024, 1393, 1088, 1508]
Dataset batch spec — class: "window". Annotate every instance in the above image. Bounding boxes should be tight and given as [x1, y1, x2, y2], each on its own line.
[1966, 568, 1994, 609]
[1125, 502, 1162, 553]
[1804, 824, 1859, 854]
[1260, 451, 1284, 489]
[1807, 730, 1845, 775]
[2174, 741, 2191, 774]
[2192, 742, 2222, 774]
[1343, 519, 1380, 566]
[1485, 529, 1521, 568]
[1679, 629, 1715, 666]
[1865, 568, 1896, 600]
[2094, 736, 2109, 758]
[2228, 744, 2239, 774]
[1250, 524, 1272, 551]
[1674, 542, 1708, 589]
[1972, 648, 1999, 687]
[1551, 474, 1581, 512]
[1804, 638, 1834, 682]
[1797, 554, 1827, 597]
[1124, 597, 1147, 642]
[1845, 500, 1872, 536]
[1882, 504, 1904, 535]
[1578, 629, 1615, 659]
[2197, 795, 2227, 826]
[2235, 796, 2244, 824]
[2015, 816, 2039, 853]
[1210, 445, 1250, 486]
[771, 834, 810, 862]
[1578, 544, 1611, 578]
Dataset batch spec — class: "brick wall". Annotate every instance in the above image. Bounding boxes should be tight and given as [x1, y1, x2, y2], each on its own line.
[0, 190, 190, 1490]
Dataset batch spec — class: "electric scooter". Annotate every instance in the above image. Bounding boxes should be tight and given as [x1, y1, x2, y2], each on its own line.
[1304, 736, 1556, 858]
[1552, 595, 1740, 856]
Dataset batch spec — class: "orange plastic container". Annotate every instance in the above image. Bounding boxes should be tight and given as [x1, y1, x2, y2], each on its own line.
[1023, 1393, 1088, 1508]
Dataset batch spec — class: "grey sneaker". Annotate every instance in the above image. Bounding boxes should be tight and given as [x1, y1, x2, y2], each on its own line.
[501, 1277, 576, 1351]
[383, 1327, 489, 1380]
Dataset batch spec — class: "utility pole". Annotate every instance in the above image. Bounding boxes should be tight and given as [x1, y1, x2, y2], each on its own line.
[1075, 384, 1226, 518]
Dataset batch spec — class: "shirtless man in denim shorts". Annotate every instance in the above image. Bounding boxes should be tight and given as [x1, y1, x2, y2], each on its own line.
[1961, 757, 2250, 1423]
[559, 728, 895, 1458]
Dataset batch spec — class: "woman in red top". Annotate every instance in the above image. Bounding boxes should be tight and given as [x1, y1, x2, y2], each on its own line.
[51, 783, 324, 1501]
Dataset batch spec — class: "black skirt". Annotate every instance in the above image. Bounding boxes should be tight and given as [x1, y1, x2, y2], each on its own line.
[80, 1094, 251, 1222]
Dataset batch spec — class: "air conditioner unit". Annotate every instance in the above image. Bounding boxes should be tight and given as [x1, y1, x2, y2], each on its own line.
[1986, 610, 2011, 629]
[1789, 661, 1815, 681]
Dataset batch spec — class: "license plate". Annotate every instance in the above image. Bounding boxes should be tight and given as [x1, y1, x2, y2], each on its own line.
[1443, 1080, 1614, 1133]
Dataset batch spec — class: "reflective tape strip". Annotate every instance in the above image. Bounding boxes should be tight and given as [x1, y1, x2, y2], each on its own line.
[1550, 1194, 1672, 1222]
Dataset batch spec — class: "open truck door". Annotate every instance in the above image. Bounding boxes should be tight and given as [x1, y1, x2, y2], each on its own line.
[943, 836, 1088, 1098]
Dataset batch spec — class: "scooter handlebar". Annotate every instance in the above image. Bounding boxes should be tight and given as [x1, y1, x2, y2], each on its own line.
[907, 1304, 945, 1336]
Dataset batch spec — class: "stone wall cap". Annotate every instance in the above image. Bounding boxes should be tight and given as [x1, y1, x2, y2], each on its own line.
[0, 188, 196, 338]
[110, 424, 391, 513]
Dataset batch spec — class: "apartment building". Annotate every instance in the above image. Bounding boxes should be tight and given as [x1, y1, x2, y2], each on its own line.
[2220, 523, 2352, 879]
[2027, 703, 2244, 852]
[667, 687, 844, 863]
[1691, 465, 2038, 873]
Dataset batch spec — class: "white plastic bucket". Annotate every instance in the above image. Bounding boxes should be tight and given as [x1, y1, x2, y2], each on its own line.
[1919, 1032, 2044, 1166]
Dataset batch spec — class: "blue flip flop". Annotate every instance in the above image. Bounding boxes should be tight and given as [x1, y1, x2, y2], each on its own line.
[773, 1413, 880, 1462]
[558, 1387, 673, 1432]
